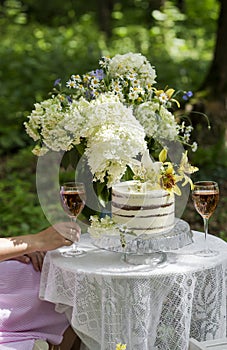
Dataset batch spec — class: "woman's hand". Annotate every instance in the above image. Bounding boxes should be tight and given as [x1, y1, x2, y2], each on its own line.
[10, 251, 46, 271]
[34, 222, 81, 252]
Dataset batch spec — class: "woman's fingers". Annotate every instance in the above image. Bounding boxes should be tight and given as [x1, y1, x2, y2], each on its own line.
[26, 251, 46, 271]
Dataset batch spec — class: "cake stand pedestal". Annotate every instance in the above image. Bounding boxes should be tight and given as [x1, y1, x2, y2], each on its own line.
[92, 218, 193, 266]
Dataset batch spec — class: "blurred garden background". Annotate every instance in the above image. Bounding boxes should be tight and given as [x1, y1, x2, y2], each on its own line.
[1, 0, 227, 239]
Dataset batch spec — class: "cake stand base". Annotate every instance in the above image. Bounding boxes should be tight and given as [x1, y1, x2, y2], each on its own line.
[122, 251, 167, 266]
[92, 219, 192, 254]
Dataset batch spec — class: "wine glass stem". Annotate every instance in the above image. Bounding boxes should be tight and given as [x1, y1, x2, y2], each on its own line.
[203, 217, 209, 252]
[70, 217, 78, 252]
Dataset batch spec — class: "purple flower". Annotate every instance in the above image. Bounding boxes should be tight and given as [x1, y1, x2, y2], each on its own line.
[85, 90, 95, 100]
[182, 90, 193, 101]
[54, 78, 61, 86]
[66, 95, 73, 103]
[90, 69, 105, 80]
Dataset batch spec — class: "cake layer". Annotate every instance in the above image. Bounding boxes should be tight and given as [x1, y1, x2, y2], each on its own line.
[112, 187, 171, 206]
[111, 181, 175, 235]
[112, 208, 175, 234]
[111, 201, 174, 216]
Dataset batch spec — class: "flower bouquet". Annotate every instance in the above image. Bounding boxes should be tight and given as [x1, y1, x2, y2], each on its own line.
[24, 52, 198, 224]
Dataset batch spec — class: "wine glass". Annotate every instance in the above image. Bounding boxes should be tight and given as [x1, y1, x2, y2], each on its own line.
[192, 181, 219, 257]
[60, 182, 86, 257]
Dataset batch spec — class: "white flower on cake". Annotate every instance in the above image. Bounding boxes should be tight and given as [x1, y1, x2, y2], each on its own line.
[130, 148, 198, 196]
[88, 215, 120, 239]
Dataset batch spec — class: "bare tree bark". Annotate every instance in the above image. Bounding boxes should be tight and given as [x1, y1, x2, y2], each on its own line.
[176, 0, 185, 12]
[146, 0, 165, 25]
[97, 0, 115, 37]
[147, 0, 165, 10]
[202, 0, 227, 98]
[191, 0, 227, 146]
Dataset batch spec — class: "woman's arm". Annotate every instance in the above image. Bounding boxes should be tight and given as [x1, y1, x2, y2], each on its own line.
[0, 222, 80, 262]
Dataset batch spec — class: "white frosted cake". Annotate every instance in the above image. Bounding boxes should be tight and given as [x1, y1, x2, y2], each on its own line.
[111, 181, 175, 235]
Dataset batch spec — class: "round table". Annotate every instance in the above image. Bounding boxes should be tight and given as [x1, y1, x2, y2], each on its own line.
[39, 231, 227, 350]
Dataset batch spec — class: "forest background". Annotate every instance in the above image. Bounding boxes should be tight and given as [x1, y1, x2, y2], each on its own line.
[1, 0, 227, 239]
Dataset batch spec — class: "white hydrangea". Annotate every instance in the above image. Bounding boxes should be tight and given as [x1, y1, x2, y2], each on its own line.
[25, 93, 146, 186]
[108, 52, 156, 86]
[24, 97, 83, 153]
[134, 101, 179, 142]
[82, 94, 147, 186]
[63, 98, 90, 144]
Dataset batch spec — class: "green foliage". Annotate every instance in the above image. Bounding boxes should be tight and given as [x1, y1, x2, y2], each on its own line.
[0, 148, 49, 236]
[0, 0, 219, 154]
[190, 140, 227, 182]
[0, 2, 106, 154]
[112, 0, 218, 90]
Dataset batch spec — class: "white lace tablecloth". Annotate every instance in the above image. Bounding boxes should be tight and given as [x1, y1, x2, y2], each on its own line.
[39, 231, 227, 350]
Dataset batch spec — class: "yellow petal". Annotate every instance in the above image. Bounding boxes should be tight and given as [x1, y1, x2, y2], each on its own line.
[173, 185, 182, 196]
[166, 88, 175, 99]
[164, 163, 174, 175]
[180, 151, 188, 165]
[182, 175, 194, 189]
[159, 148, 167, 163]
[171, 98, 180, 108]
[155, 89, 164, 97]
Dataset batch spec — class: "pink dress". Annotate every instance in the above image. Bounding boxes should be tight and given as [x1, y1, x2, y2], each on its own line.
[0, 260, 69, 350]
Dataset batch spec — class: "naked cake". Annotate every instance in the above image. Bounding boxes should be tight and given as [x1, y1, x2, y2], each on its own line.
[111, 181, 175, 235]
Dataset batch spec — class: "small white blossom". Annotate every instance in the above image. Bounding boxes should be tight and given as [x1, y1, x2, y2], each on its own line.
[66, 79, 77, 89]
[191, 142, 198, 152]
[158, 92, 169, 104]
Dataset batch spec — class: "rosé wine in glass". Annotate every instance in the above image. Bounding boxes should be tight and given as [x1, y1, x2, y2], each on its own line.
[60, 182, 86, 256]
[192, 181, 219, 257]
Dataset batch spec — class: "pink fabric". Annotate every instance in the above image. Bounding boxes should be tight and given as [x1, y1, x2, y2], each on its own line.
[0, 260, 69, 349]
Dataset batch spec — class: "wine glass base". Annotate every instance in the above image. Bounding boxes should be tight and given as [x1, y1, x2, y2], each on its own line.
[194, 249, 219, 257]
[61, 249, 86, 257]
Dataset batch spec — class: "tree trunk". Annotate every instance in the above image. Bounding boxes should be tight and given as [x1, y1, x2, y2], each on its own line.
[146, 0, 165, 25]
[191, 0, 227, 146]
[176, 0, 185, 12]
[97, 0, 115, 37]
[202, 0, 227, 98]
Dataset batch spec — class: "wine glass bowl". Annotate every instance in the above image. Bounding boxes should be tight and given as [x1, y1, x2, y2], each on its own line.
[60, 182, 86, 218]
[60, 182, 86, 256]
[192, 181, 219, 257]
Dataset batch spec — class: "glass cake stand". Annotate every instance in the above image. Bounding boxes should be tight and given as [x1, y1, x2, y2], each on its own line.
[91, 219, 193, 266]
